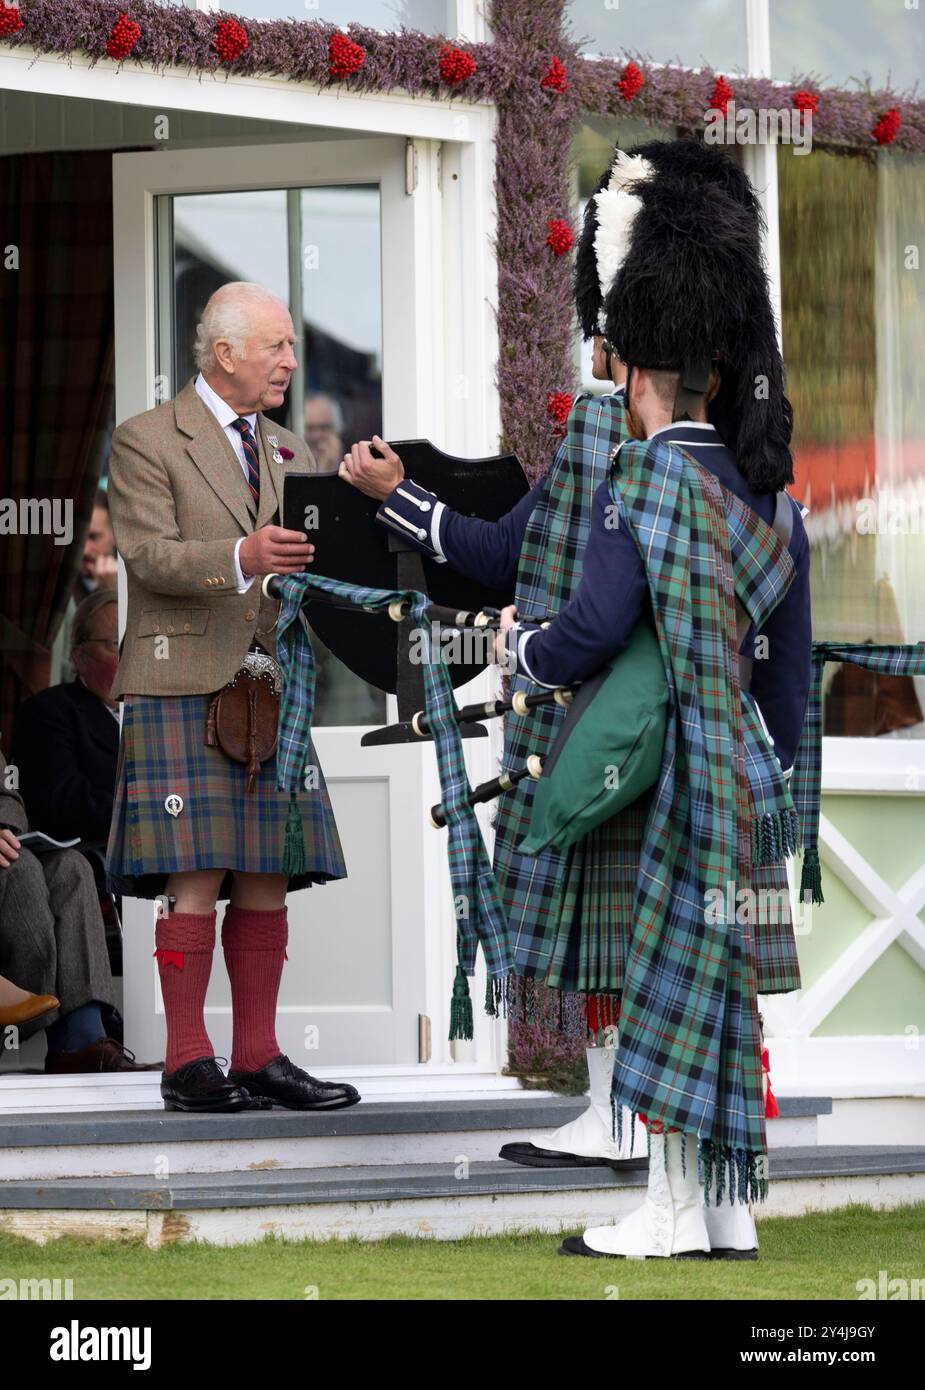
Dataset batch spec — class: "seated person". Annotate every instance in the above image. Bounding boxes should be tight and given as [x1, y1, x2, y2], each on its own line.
[0, 973, 58, 1028]
[0, 743, 160, 1073]
[14, 589, 120, 851]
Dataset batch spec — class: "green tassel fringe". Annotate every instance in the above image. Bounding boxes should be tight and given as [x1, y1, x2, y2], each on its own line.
[448, 963, 473, 1041]
[699, 1139, 769, 1206]
[282, 792, 306, 876]
[799, 846, 824, 905]
[750, 806, 799, 867]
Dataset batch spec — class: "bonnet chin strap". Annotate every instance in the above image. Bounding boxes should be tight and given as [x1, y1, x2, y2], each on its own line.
[672, 354, 713, 423]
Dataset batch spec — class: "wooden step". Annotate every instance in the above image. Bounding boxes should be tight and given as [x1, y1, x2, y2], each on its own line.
[1, 1147, 922, 1247]
[0, 1096, 831, 1180]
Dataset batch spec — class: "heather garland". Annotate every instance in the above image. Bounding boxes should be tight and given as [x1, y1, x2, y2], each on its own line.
[1, 0, 923, 475]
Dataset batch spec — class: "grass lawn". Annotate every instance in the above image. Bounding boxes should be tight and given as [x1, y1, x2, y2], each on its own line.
[1, 1202, 922, 1300]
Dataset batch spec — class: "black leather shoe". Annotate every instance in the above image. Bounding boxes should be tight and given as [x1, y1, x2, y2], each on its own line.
[227, 1054, 361, 1111]
[161, 1056, 273, 1113]
[558, 1234, 612, 1257]
[558, 1234, 708, 1260]
[500, 1141, 649, 1172]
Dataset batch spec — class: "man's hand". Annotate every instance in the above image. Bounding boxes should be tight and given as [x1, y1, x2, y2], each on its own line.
[339, 435, 404, 502]
[239, 525, 315, 578]
[492, 604, 518, 667]
[0, 827, 21, 871]
[92, 554, 119, 589]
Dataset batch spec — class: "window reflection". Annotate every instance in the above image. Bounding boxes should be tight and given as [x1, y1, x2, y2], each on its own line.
[216, 0, 455, 32]
[779, 147, 925, 738]
[770, 0, 924, 94]
[566, 0, 746, 70]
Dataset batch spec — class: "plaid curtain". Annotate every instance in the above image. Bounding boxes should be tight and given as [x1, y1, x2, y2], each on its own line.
[0, 152, 115, 749]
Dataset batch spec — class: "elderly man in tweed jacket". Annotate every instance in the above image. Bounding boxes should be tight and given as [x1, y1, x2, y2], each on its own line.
[106, 281, 357, 1115]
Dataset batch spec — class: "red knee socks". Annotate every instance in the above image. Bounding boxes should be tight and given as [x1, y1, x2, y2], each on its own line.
[154, 910, 216, 1074]
[221, 905, 289, 1074]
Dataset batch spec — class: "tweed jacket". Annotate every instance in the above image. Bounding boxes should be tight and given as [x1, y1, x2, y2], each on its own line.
[108, 378, 317, 698]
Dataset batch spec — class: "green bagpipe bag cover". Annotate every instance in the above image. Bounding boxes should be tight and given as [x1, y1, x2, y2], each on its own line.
[518, 617, 668, 856]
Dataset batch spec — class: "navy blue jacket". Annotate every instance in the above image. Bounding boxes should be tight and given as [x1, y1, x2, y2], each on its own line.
[376, 411, 811, 774]
[12, 678, 120, 843]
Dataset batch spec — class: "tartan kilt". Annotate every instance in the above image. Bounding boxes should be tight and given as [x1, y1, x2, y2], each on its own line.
[105, 693, 346, 900]
[496, 782, 799, 1030]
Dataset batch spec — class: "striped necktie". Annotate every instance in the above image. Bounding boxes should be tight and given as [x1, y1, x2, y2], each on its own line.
[231, 416, 260, 507]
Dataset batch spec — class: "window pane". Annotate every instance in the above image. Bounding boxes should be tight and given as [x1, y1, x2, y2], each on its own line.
[162, 185, 387, 727]
[771, 0, 924, 93]
[216, 0, 455, 32]
[779, 148, 925, 738]
[299, 184, 387, 726]
[566, 0, 747, 69]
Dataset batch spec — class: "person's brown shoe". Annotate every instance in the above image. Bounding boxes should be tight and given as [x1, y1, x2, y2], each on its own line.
[44, 1038, 163, 1074]
[0, 993, 60, 1028]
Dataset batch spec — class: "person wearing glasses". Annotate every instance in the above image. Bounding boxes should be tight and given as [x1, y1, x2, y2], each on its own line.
[304, 392, 345, 472]
[13, 589, 121, 848]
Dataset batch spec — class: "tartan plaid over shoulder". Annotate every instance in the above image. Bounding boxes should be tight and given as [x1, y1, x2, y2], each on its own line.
[607, 438, 800, 1200]
[493, 392, 629, 1003]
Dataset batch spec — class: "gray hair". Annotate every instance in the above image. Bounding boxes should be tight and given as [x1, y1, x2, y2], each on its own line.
[72, 588, 118, 650]
[305, 391, 345, 435]
[193, 282, 288, 373]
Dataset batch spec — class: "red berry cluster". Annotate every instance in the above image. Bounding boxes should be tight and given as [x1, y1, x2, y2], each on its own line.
[546, 390, 573, 425]
[546, 219, 574, 256]
[439, 44, 476, 86]
[329, 32, 365, 79]
[792, 89, 818, 113]
[0, 3, 23, 37]
[541, 56, 568, 93]
[214, 17, 248, 64]
[709, 74, 734, 116]
[617, 60, 644, 103]
[872, 106, 901, 145]
[106, 14, 141, 62]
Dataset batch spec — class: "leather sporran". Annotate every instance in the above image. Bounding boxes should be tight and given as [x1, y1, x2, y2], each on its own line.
[205, 651, 282, 793]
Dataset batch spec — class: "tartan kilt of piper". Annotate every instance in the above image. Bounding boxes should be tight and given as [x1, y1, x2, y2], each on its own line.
[105, 693, 347, 900]
[500, 792, 800, 1009]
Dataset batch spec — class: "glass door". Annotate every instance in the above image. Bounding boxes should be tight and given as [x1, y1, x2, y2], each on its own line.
[112, 137, 434, 1066]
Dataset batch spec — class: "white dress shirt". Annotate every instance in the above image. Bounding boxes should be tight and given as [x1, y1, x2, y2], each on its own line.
[194, 372, 258, 594]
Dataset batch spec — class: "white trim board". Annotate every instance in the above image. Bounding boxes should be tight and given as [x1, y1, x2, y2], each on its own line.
[0, 48, 495, 143]
[822, 736, 925, 793]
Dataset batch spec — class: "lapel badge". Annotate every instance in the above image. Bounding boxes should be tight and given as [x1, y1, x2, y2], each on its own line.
[272, 450, 284, 464]
[165, 794, 183, 818]
[267, 434, 279, 447]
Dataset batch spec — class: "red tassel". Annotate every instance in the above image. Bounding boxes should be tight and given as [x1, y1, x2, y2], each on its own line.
[153, 947, 185, 970]
[761, 1045, 780, 1119]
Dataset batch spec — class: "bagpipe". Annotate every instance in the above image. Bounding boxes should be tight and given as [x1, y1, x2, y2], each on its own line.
[271, 442, 576, 826]
[262, 571, 573, 827]
[266, 437, 667, 855]
[267, 442, 667, 1037]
